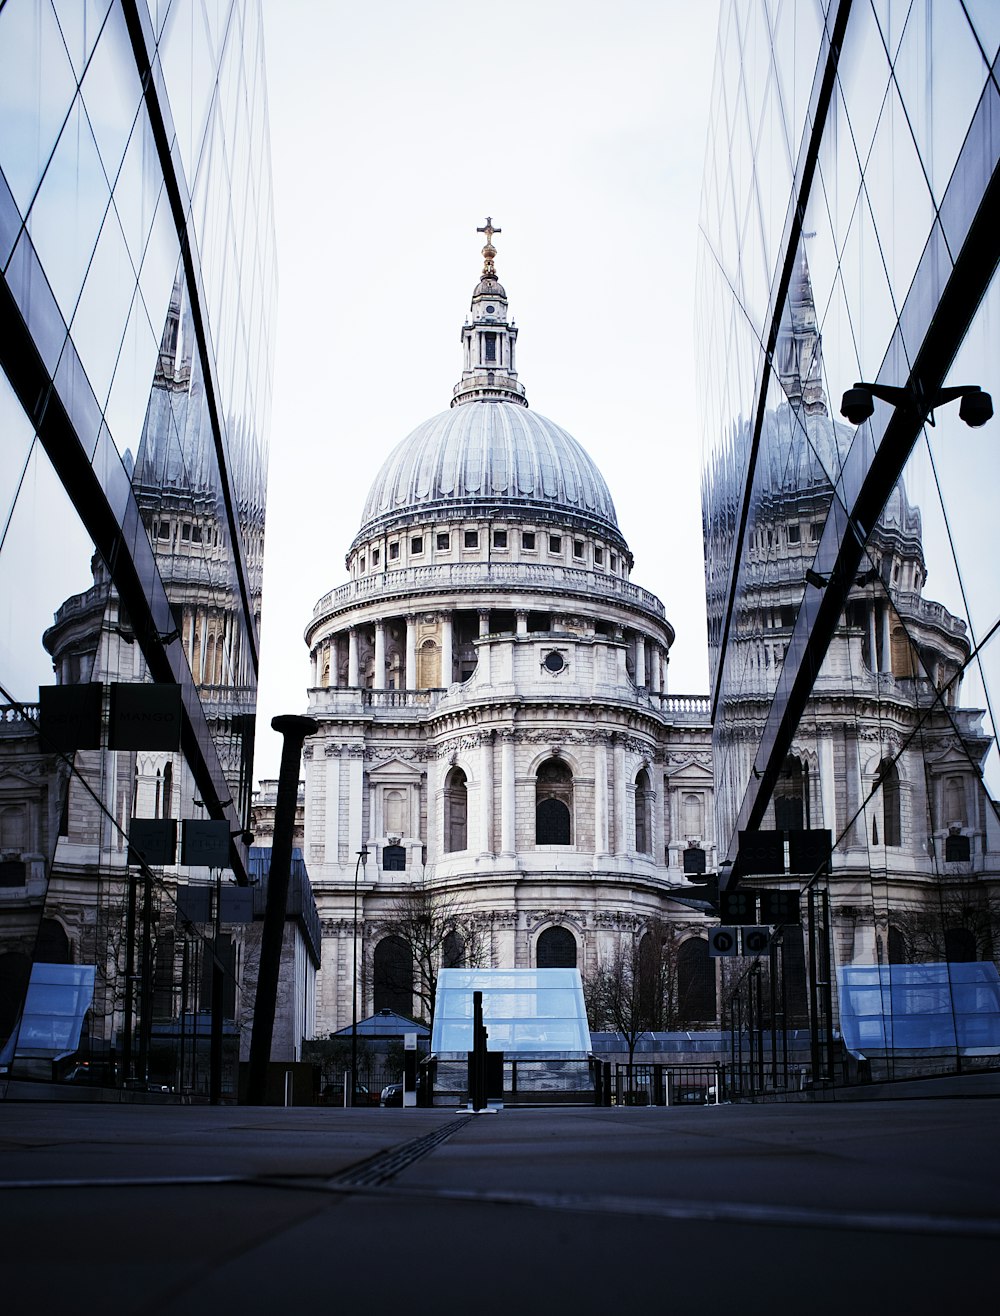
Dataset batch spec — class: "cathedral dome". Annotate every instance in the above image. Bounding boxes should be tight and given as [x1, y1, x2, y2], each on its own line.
[355, 400, 623, 546]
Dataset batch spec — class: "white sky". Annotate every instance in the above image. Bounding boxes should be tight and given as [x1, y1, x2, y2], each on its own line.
[254, 0, 720, 781]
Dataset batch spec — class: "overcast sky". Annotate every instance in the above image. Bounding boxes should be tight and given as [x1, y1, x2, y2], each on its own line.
[254, 0, 720, 781]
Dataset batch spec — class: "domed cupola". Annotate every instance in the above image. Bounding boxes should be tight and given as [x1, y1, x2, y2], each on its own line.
[453, 218, 527, 409]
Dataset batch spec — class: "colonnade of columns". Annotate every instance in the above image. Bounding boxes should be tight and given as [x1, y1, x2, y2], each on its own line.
[309, 609, 669, 693]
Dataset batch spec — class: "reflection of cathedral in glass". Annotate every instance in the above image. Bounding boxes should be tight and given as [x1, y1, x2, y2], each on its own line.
[0, 1, 280, 1097]
[698, 0, 1000, 1087]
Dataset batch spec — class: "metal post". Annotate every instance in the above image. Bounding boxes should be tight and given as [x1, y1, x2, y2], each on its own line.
[138, 872, 153, 1084]
[122, 871, 137, 1085]
[246, 714, 318, 1105]
[209, 867, 224, 1105]
[349, 844, 369, 1107]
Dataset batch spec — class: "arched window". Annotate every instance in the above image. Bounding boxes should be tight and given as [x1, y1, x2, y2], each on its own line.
[536, 759, 572, 845]
[444, 768, 467, 852]
[163, 763, 173, 819]
[418, 638, 439, 688]
[634, 769, 651, 854]
[887, 925, 908, 964]
[681, 792, 704, 838]
[877, 759, 901, 847]
[382, 845, 406, 871]
[774, 756, 807, 830]
[0, 804, 27, 850]
[677, 939, 716, 1022]
[638, 931, 663, 1026]
[35, 918, 71, 964]
[890, 623, 917, 677]
[385, 789, 405, 836]
[536, 926, 577, 968]
[943, 775, 966, 827]
[944, 927, 977, 963]
[373, 936, 413, 1014]
[442, 930, 465, 968]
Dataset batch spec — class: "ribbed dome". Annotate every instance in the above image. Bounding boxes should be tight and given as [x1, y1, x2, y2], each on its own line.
[356, 401, 622, 543]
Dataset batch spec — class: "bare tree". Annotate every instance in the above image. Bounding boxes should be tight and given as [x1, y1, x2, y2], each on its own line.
[584, 936, 650, 1083]
[371, 886, 484, 1026]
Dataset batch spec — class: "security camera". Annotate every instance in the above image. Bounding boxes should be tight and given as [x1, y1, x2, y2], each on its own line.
[840, 386, 875, 426]
[958, 388, 993, 427]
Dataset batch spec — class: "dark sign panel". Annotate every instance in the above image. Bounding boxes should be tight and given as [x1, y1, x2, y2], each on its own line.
[737, 829, 784, 875]
[181, 820, 231, 868]
[108, 683, 182, 751]
[128, 818, 177, 866]
[39, 683, 103, 751]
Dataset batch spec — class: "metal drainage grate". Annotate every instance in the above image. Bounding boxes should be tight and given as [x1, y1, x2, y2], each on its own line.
[329, 1117, 470, 1188]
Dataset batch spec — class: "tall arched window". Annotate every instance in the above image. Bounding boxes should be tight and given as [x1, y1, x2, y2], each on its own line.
[418, 638, 439, 688]
[373, 935, 413, 1014]
[944, 927, 976, 962]
[887, 925, 908, 964]
[163, 763, 173, 819]
[774, 756, 807, 830]
[681, 792, 704, 838]
[877, 759, 901, 847]
[943, 775, 966, 827]
[444, 768, 467, 852]
[634, 769, 651, 854]
[536, 759, 572, 845]
[442, 930, 465, 968]
[677, 938, 716, 1022]
[536, 926, 577, 968]
[639, 931, 663, 1026]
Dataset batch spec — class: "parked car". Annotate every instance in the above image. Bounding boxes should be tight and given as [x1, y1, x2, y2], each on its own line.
[380, 1078, 422, 1106]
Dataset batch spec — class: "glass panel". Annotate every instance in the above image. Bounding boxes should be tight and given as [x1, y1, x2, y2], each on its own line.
[27, 96, 110, 321]
[0, 0, 78, 215]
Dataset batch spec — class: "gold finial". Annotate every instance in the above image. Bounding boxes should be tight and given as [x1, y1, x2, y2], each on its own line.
[477, 216, 501, 278]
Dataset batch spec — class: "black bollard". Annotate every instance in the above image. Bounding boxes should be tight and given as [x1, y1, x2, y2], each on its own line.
[246, 714, 318, 1105]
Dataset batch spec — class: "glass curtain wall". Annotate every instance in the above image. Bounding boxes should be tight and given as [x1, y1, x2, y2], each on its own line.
[0, 0, 275, 1097]
[698, 0, 1000, 1088]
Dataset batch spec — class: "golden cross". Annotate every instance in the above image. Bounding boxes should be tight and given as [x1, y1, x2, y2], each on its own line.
[477, 216, 501, 244]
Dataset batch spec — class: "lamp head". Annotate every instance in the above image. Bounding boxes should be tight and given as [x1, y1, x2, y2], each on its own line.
[840, 386, 875, 426]
[958, 387, 993, 427]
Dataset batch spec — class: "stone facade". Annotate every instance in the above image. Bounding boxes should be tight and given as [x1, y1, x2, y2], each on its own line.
[297, 230, 718, 1033]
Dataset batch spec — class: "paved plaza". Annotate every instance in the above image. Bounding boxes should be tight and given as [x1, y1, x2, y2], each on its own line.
[1, 1087, 998, 1313]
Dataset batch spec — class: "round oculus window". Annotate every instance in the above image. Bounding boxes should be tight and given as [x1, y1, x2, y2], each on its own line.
[486, 304, 496, 313]
[543, 651, 565, 673]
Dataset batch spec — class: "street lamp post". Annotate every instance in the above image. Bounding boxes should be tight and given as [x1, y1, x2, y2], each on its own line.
[350, 845, 369, 1106]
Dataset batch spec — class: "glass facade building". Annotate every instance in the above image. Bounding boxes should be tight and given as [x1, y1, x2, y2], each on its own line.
[0, 1, 275, 1096]
[697, 1, 1000, 1087]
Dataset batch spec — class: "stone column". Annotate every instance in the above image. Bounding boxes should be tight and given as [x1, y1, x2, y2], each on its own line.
[441, 612, 453, 687]
[819, 730, 836, 835]
[867, 604, 878, 674]
[479, 732, 494, 856]
[348, 627, 360, 686]
[650, 646, 662, 694]
[634, 633, 647, 687]
[516, 610, 528, 636]
[613, 734, 626, 854]
[374, 620, 386, 690]
[880, 603, 892, 675]
[500, 731, 516, 855]
[310, 648, 319, 687]
[330, 635, 341, 688]
[348, 748, 364, 857]
[594, 733, 610, 856]
[479, 609, 490, 637]
[405, 614, 417, 691]
[325, 747, 341, 863]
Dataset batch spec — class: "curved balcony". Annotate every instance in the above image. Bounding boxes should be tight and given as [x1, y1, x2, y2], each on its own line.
[311, 561, 667, 624]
